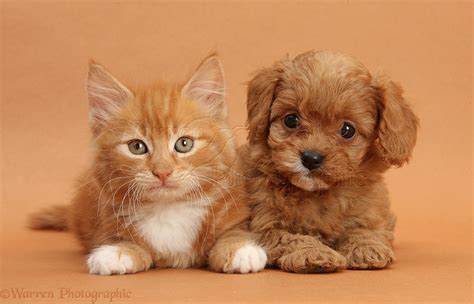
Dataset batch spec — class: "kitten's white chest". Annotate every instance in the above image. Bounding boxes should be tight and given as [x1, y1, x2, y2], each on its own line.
[136, 203, 207, 259]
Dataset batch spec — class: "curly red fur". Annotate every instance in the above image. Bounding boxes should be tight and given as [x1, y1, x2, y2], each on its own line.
[243, 50, 418, 272]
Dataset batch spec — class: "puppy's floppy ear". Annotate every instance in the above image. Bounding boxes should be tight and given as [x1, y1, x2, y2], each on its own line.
[372, 75, 419, 167]
[247, 65, 282, 145]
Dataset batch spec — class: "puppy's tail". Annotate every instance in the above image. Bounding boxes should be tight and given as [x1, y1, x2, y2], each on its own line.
[28, 205, 69, 231]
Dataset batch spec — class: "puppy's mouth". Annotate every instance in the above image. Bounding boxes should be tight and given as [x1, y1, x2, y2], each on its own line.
[271, 153, 333, 191]
[288, 171, 330, 192]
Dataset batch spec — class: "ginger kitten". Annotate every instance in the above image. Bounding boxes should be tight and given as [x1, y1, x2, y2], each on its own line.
[29, 55, 266, 275]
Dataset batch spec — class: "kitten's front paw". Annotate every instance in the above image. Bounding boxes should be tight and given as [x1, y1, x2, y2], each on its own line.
[343, 243, 394, 269]
[87, 245, 152, 275]
[227, 244, 267, 274]
[278, 245, 347, 273]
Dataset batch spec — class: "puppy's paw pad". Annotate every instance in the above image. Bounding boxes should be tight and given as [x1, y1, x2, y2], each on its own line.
[346, 243, 394, 269]
[230, 244, 267, 274]
[87, 245, 139, 275]
[278, 246, 347, 273]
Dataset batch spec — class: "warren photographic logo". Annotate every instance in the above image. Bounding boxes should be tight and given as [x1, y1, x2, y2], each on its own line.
[0, 287, 133, 303]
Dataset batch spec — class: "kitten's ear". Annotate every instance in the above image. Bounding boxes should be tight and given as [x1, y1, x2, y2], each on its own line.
[87, 61, 133, 132]
[182, 55, 226, 119]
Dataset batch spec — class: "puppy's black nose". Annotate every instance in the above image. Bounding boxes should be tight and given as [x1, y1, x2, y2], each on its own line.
[301, 151, 325, 170]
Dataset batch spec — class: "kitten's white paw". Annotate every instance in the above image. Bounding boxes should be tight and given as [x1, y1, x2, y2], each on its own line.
[87, 245, 135, 275]
[230, 244, 267, 274]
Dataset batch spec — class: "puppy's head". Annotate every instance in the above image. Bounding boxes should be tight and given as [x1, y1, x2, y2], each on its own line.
[247, 50, 418, 191]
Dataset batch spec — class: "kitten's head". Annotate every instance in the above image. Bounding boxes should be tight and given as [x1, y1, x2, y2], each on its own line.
[87, 55, 235, 204]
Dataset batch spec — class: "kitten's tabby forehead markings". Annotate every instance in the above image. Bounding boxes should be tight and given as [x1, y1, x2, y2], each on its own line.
[86, 61, 134, 134]
[182, 55, 226, 119]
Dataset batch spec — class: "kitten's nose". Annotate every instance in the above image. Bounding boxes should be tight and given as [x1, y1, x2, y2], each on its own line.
[301, 151, 325, 170]
[153, 169, 173, 182]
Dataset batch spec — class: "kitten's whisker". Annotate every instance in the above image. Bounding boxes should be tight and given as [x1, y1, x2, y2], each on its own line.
[109, 179, 134, 232]
[196, 174, 237, 214]
[122, 181, 140, 243]
[193, 173, 229, 213]
[96, 175, 131, 216]
[187, 179, 213, 252]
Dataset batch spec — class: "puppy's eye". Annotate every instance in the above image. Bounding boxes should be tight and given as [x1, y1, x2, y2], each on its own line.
[128, 139, 148, 155]
[340, 122, 356, 140]
[175, 137, 194, 153]
[284, 114, 300, 129]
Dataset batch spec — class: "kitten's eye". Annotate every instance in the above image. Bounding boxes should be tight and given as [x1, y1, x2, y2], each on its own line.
[128, 140, 148, 155]
[340, 122, 356, 140]
[175, 137, 194, 153]
[284, 114, 300, 129]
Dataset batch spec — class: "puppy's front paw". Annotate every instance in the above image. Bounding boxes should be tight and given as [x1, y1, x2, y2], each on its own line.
[277, 245, 346, 273]
[87, 244, 152, 275]
[343, 243, 394, 269]
[227, 244, 267, 274]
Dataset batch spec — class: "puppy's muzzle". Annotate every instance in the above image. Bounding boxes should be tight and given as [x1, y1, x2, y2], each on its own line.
[301, 151, 325, 170]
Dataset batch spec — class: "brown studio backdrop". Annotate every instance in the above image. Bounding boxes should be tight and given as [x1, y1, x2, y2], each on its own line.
[1, 1, 472, 303]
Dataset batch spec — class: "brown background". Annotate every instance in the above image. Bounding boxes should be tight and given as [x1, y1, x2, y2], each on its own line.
[1, 1, 472, 303]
